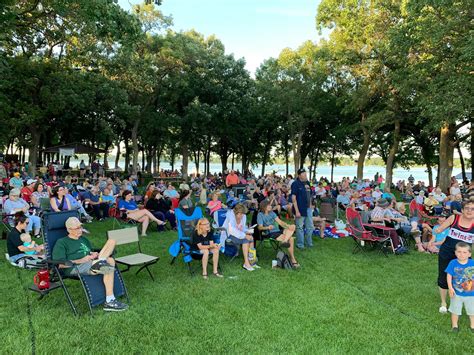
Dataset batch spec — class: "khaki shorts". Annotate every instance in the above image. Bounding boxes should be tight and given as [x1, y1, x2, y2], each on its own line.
[69, 261, 94, 275]
[449, 294, 474, 316]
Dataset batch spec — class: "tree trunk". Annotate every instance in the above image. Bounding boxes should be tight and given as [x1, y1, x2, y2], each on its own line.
[385, 119, 401, 190]
[131, 121, 139, 174]
[330, 144, 336, 183]
[28, 130, 41, 176]
[438, 123, 455, 192]
[124, 140, 130, 173]
[357, 115, 370, 180]
[285, 144, 289, 177]
[141, 147, 145, 173]
[292, 132, 303, 174]
[181, 144, 189, 180]
[471, 125, 474, 179]
[426, 162, 433, 187]
[456, 143, 466, 182]
[114, 142, 121, 169]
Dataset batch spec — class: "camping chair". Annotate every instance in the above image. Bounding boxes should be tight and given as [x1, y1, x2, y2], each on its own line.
[212, 209, 239, 260]
[107, 227, 159, 281]
[170, 207, 218, 275]
[250, 210, 283, 255]
[346, 207, 391, 256]
[0, 197, 15, 237]
[109, 197, 138, 229]
[319, 200, 336, 222]
[36, 210, 129, 316]
[39, 197, 51, 212]
[409, 199, 439, 226]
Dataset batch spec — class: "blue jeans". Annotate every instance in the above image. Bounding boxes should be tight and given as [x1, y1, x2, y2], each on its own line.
[295, 208, 314, 248]
[26, 215, 41, 233]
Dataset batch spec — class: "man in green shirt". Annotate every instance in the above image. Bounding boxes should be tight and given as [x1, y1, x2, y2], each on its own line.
[52, 217, 128, 312]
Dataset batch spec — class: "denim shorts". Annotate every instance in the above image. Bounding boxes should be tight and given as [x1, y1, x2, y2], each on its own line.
[230, 235, 252, 245]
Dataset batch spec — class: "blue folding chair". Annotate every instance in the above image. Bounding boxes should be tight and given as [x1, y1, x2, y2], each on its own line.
[170, 207, 220, 275]
[37, 210, 129, 316]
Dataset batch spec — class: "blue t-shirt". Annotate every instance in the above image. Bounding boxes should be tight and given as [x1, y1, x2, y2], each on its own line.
[291, 178, 311, 217]
[257, 212, 279, 236]
[445, 258, 474, 296]
[118, 199, 138, 211]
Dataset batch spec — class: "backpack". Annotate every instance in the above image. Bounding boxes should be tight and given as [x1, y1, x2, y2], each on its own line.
[276, 251, 292, 270]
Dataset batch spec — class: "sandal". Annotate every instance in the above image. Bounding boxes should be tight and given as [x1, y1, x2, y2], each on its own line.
[202, 274, 208, 280]
[213, 272, 224, 278]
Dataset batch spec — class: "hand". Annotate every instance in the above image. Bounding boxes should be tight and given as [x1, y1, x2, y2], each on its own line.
[449, 288, 455, 298]
[268, 225, 274, 230]
[295, 212, 301, 218]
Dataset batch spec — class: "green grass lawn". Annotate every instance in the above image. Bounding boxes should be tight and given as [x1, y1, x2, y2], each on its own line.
[1, 219, 472, 354]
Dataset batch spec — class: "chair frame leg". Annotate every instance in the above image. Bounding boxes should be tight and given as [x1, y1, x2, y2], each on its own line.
[54, 266, 78, 317]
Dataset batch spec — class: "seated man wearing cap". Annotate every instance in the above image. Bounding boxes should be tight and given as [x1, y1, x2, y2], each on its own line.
[21, 178, 37, 204]
[52, 217, 128, 312]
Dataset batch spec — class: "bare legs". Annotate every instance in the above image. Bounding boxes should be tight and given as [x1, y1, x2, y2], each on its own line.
[127, 209, 165, 236]
[200, 245, 220, 276]
[277, 225, 298, 264]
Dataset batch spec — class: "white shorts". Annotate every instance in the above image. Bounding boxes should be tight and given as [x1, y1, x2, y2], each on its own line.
[449, 294, 474, 316]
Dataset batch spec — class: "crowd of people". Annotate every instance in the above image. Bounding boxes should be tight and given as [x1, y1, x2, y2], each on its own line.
[2, 164, 473, 323]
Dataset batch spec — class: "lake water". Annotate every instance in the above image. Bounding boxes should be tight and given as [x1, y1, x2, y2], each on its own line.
[69, 158, 461, 183]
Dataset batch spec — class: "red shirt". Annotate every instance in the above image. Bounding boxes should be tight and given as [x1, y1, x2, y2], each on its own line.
[226, 174, 239, 187]
[21, 186, 33, 203]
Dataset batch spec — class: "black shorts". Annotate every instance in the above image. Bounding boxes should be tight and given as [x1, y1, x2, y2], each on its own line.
[437, 246, 456, 289]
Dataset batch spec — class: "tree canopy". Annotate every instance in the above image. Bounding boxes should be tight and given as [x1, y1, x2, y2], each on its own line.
[0, 0, 472, 189]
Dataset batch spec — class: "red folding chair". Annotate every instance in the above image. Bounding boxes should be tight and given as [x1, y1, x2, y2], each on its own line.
[346, 207, 391, 256]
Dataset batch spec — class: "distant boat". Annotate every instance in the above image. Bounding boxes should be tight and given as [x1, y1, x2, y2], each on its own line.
[455, 172, 472, 181]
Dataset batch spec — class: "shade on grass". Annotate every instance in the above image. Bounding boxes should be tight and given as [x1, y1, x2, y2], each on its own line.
[1, 219, 471, 354]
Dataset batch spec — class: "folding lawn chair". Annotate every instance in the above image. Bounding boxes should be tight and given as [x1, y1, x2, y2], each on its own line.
[212, 208, 239, 260]
[250, 210, 283, 255]
[319, 200, 336, 222]
[109, 197, 138, 229]
[36, 210, 129, 316]
[346, 207, 391, 256]
[107, 227, 159, 281]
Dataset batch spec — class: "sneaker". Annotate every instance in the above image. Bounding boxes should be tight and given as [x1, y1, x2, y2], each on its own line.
[439, 306, 448, 314]
[452, 327, 459, 333]
[103, 299, 128, 312]
[242, 264, 254, 271]
[253, 264, 261, 269]
[90, 260, 115, 275]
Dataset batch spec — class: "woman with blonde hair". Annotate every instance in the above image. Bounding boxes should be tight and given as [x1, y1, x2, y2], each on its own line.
[191, 218, 222, 279]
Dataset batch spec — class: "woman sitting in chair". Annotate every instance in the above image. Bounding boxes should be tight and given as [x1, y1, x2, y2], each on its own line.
[257, 200, 299, 268]
[4, 189, 42, 238]
[50, 186, 72, 212]
[118, 190, 165, 237]
[222, 203, 259, 271]
[30, 182, 49, 209]
[191, 218, 223, 279]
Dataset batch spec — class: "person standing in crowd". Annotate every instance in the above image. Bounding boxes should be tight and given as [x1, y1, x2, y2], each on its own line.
[291, 168, 314, 249]
[433, 200, 473, 314]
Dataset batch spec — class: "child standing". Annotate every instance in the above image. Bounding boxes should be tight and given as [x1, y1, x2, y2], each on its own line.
[445, 242, 474, 332]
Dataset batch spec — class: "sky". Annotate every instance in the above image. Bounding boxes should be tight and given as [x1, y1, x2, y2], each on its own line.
[118, 0, 323, 74]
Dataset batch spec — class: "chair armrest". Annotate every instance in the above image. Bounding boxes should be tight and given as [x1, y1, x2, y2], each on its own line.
[46, 259, 74, 267]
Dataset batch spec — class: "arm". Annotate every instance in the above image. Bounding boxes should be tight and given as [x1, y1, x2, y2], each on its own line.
[447, 274, 454, 297]
[291, 194, 300, 217]
[434, 215, 455, 233]
[50, 198, 60, 212]
[275, 216, 290, 229]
